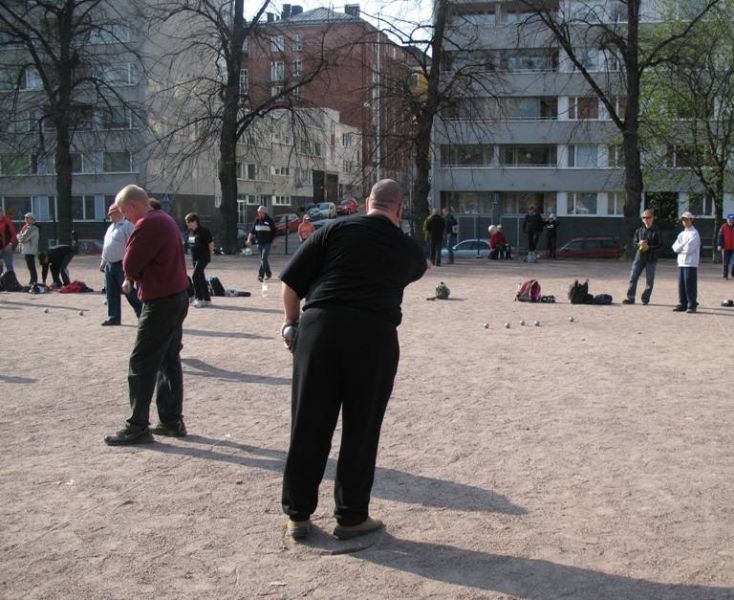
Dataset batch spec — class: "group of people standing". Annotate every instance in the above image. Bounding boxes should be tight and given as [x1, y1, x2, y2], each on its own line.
[523, 207, 559, 261]
[622, 208, 704, 313]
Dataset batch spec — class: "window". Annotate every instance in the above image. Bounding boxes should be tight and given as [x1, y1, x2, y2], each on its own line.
[270, 61, 284, 81]
[343, 160, 355, 172]
[103, 151, 131, 172]
[3, 196, 31, 219]
[573, 49, 618, 72]
[499, 145, 556, 166]
[499, 192, 555, 215]
[272, 166, 290, 176]
[568, 145, 598, 167]
[568, 97, 598, 120]
[608, 192, 625, 215]
[71, 195, 104, 220]
[271, 85, 283, 97]
[272, 36, 284, 52]
[22, 67, 42, 91]
[568, 192, 598, 215]
[292, 60, 302, 75]
[240, 69, 249, 94]
[502, 97, 557, 120]
[503, 9, 534, 23]
[342, 133, 354, 147]
[501, 49, 558, 72]
[101, 64, 137, 86]
[440, 144, 493, 166]
[294, 34, 303, 51]
[293, 85, 302, 100]
[31, 195, 55, 220]
[273, 195, 290, 206]
[89, 24, 133, 44]
[0, 154, 31, 175]
[607, 145, 623, 167]
[100, 107, 132, 129]
[689, 193, 714, 216]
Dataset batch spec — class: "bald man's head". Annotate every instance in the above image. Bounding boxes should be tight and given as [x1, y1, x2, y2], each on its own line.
[368, 179, 402, 211]
[115, 184, 151, 223]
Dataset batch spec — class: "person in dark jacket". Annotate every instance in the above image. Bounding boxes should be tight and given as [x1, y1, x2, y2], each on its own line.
[544, 213, 559, 259]
[523, 206, 544, 261]
[39, 245, 75, 288]
[442, 207, 459, 264]
[425, 208, 445, 266]
[247, 206, 277, 282]
[622, 209, 662, 305]
[716, 213, 734, 279]
[185, 213, 214, 307]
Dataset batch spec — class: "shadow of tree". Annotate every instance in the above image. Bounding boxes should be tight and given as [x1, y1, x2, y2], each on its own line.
[361, 535, 734, 599]
[147, 436, 525, 514]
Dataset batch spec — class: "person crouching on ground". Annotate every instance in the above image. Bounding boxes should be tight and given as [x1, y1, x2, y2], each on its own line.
[185, 213, 214, 308]
[672, 211, 701, 313]
[39, 244, 74, 288]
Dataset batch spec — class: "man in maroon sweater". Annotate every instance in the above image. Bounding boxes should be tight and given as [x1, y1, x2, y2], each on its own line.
[105, 184, 190, 446]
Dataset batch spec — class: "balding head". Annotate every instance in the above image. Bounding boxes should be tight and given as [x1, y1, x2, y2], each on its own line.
[367, 179, 404, 224]
[115, 184, 151, 224]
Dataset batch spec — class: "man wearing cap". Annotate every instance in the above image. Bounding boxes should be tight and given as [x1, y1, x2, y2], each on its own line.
[17, 213, 39, 285]
[672, 211, 701, 313]
[717, 214, 734, 279]
[622, 209, 662, 305]
[100, 204, 141, 326]
[247, 206, 276, 282]
[0, 206, 18, 276]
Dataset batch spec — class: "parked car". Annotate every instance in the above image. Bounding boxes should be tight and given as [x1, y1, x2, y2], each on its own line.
[539, 237, 624, 259]
[440, 238, 491, 258]
[76, 239, 104, 255]
[306, 206, 323, 221]
[337, 198, 359, 216]
[273, 212, 301, 235]
[315, 202, 337, 219]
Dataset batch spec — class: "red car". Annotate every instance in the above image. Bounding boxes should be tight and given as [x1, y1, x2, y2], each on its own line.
[273, 213, 301, 235]
[337, 198, 359, 216]
[540, 237, 624, 259]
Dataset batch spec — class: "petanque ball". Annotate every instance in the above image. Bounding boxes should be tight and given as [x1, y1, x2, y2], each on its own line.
[483, 322, 489, 329]
[535, 320, 540, 327]
[520, 320, 525, 326]
[44, 308, 49, 313]
[504, 322, 510, 329]
[569, 316, 575, 322]
[79, 311, 84, 316]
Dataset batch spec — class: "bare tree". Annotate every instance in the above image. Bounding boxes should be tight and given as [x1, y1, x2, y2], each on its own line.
[147, 0, 335, 253]
[517, 0, 720, 250]
[0, 0, 145, 245]
[642, 0, 734, 250]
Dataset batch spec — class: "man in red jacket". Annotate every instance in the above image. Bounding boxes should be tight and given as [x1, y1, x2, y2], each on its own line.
[717, 213, 734, 279]
[105, 184, 190, 446]
[0, 207, 18, 276]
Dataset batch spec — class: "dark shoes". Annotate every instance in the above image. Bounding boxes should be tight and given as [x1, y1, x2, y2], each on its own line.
[687, 307, 697, 313]
[257, 276, 263, 282]
[287, 519, 312, 540]
[333, 517, 383, 540]
[101, 319, 120, 326]
[151, 420, 187, 437]
[622, 298, 634, 305]
[104, 427, 154, 446]
[673, 305, 687, 312]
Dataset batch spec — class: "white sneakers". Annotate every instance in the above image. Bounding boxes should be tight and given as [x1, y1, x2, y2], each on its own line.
[193, 299, 211, 308]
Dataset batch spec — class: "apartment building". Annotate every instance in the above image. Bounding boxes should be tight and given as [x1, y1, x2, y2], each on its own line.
[433, 0, 733, 249]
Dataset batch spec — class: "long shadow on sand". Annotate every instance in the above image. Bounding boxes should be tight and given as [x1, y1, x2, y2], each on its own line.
[146, 436, 525, 515]
[207, 304, 282, 314]
[183, 328, 270, 341]
[0, 374, 38, 384]
[181, 358, 289, 385]
[363, 535, 734, 599]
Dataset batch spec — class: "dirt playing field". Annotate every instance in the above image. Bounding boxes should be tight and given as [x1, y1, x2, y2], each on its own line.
[1, 252, 733, 599]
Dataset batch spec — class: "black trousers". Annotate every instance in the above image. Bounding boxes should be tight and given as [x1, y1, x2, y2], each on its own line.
[282, 307, 399, 526]
[429, 236, 443, 265]
[528, 231, 540, 252]
[191, 257, 211, 301]
[24, 254, 37, 284]
[547, 235, 556, 258]
[127, 290, 189, 430]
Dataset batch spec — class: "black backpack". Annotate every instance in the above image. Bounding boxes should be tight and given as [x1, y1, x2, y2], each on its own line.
[0, 270, 23, 292]
[568, 279, 593, 304]
[207, 276, 225, 297]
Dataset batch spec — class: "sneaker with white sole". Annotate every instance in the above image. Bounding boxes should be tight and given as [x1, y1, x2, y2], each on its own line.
[333, 517, 383, 540]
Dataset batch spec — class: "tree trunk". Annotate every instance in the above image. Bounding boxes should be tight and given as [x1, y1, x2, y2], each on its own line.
[54, 120, 73, 247]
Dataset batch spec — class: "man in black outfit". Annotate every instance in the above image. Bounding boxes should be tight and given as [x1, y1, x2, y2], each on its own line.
[523, 206, 544, 261]
[279, 179, 427, 541]
[425, 208, 445, 266]
[185, 212, 213, 308]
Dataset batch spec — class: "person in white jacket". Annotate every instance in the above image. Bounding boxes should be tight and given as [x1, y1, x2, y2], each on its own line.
[672, 211, 701, 313]
[17, 212, 39, 285]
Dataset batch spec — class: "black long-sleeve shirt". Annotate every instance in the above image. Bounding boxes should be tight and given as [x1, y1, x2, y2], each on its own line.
[632, 224, 662, 261]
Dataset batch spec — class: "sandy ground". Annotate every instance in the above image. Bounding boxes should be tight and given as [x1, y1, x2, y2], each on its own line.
[1, 251, 734, 600]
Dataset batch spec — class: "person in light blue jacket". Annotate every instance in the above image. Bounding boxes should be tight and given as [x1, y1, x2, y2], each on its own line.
[672, 211, 701, 313]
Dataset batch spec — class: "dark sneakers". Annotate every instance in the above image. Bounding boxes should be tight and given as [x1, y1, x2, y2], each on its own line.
[104, 427, 154, 446]
[151, 420, 187, 437]
[101, 319, 120, 326]
[622, 298, 634, 305]
[287, 519, 312, 540]
[673, 305, 687, 312]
